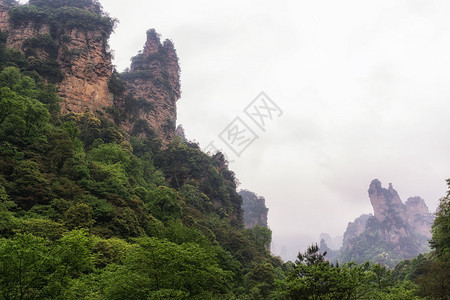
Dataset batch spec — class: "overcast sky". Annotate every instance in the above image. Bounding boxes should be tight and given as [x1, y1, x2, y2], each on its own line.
[23, 0, 450, 261]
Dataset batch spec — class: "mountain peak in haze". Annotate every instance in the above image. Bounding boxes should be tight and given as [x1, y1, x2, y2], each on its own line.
[338, 179, 435, 267]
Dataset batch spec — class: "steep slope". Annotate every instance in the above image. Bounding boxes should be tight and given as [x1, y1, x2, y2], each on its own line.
[119, 29, 181, 145]
[239, 189, 269, 228]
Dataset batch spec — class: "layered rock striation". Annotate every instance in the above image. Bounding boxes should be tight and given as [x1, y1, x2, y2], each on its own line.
[0, 0, 180, 145]
[119, 29, 181, 144]
[0, 0, 114, 113]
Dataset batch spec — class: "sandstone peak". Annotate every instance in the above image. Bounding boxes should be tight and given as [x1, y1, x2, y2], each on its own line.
[143, 29, 161, 56]
[388, 183, 394, 192]
[121, 28, 181, 145]
[342, 213, 371, 248]
[368, 179, 403, 222]
[406, 196, 429, 214]
[339, 179, 435, 267]
[405, 196, 434, 238]
[0, 0, 115, 113]
[2, 1, 182, 146]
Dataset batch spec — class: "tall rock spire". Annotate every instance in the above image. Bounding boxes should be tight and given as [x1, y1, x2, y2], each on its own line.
[121, 28, 181, 145]
[339, 179, 435, 267]
[368, 179, 404, 222]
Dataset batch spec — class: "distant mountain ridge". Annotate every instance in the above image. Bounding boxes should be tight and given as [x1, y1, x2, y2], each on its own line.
[321, 179, 434, 268]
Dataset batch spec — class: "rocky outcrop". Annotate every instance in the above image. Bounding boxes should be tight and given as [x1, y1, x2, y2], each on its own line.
[405, 196, 434, 238]
[338, 179, 435, 267]
[0, 0, 10, 32]
[56, 28, 113, 113]
[368, 180, 405, 222]
[0, 0, 114, 114]
[120, 29, 181, 145]
[0, 1, 181, 145]
[342, 214, 371, 248]
[239, 189, 269, 228]
[368, 180, 434, 239]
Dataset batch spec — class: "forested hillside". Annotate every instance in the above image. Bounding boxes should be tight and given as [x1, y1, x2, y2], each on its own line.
[0, 62, 279, 298]
[0, 1, 279, 298]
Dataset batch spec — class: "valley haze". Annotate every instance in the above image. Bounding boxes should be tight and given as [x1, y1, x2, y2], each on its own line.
[19, 0, 450, 261]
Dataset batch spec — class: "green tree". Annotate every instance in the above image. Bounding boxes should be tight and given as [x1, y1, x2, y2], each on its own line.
[429, 183, 450, 258]
[416, 255, 450, 299]
[147, 186, 181, 222]
[281, 244, 364, 300]
[246, 225, 272, 252]
[0, 234, 54, 299]
[416, 180, 450, 299]
[64, 203, 95, 229]
[0, 67, 50, 144]
[244, 261, 276, 299]
[99, 237, 232, 299]
[0, 183, 17, 235]
[9, 160, 51, 209]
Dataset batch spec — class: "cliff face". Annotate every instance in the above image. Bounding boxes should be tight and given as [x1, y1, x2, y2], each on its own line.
[0, 0, 113, 114]
[0, 1, 180, 145]
[406, 196, 434, 238]
[120, 29, 181, 145]
[369, 180, 405, 223]
[339, 179, 434, 267]
[368, 180, 434, 240]
[239, 190, 269, 228]
[342, 214, 371, 248]
[56, 28, 113, 113]
[0, 1, 10, 32]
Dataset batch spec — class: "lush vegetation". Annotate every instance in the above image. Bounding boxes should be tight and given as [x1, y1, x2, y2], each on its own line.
[9, 0, 115, 37]
[0, 59, 281, 298]
[1, 64, 448, 300]
[1, 0, 449, 298]
[275, 244, 421, 300]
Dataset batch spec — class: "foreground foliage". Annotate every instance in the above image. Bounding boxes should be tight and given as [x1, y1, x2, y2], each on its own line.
[275, 244, 421, 300]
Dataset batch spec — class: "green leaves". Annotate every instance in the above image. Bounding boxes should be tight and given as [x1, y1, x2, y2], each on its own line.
[279, 244, 421, 300]
[147, 186, 181, 222]
[0, 234, 53, 299]
[0, 67, 50, 145]
[430, 193, 450, 258]
[0, 230, 94, 299]
[99, 237, 232, 299]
